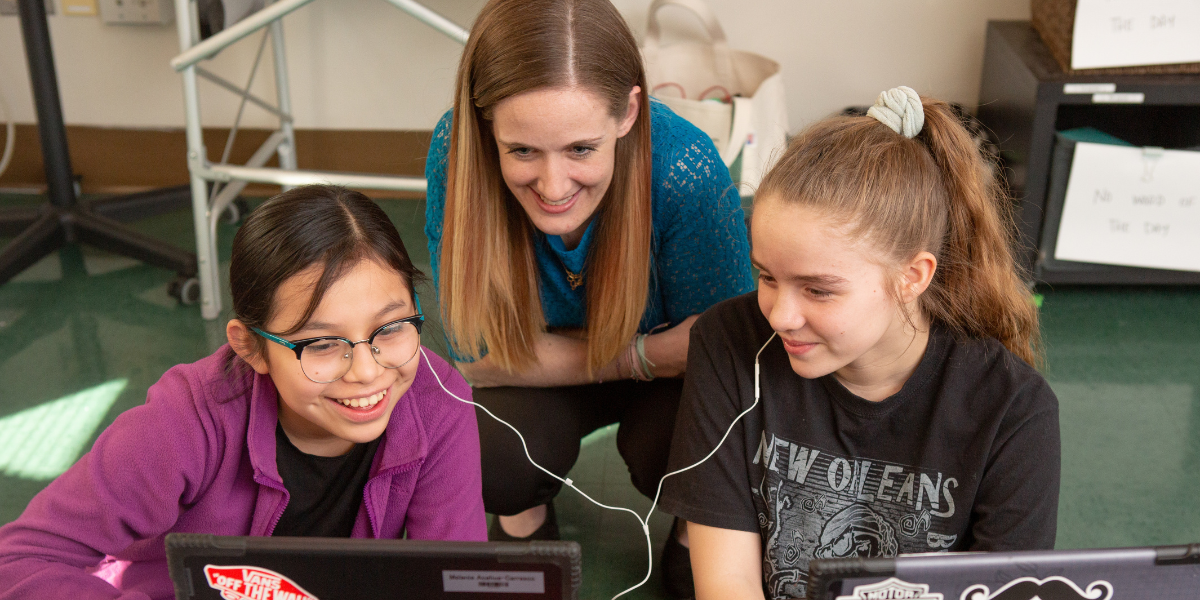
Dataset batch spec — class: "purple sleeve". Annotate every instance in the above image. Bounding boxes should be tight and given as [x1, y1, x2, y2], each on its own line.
[402, 357, 487, 541]
[0, 368, 214, 599]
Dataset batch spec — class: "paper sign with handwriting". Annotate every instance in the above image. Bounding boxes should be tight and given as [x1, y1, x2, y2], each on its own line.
[1055, 142, 1200, 272]
[1072, 0, 1200, 69]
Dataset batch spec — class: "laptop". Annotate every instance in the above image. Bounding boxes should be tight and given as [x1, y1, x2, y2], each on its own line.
[165, 533, 581, 600]
[806, 543, 1200, 600]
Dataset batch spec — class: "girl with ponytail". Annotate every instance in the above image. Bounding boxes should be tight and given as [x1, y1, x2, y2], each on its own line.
[659, 87, 1060, 600]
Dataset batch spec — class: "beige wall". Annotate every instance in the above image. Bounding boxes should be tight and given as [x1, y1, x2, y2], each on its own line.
[0, 0, 1029, 133]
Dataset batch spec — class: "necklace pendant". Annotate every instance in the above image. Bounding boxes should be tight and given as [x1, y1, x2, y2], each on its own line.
[565, 270, 584, 290]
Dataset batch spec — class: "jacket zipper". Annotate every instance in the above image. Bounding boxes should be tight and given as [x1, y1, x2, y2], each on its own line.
[254, 471, 290, 536]
[363, 461, 423, 538]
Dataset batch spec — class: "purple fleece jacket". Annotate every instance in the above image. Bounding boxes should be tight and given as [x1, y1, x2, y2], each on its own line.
[0, 345, 486, 599]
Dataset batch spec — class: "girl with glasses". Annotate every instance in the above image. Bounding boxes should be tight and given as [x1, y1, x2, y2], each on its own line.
[0, 185, 486, 598]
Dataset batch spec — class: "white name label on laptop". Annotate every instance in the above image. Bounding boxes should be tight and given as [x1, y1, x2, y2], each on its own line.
[1071, 0, 1200, 69]
[1055, 142, 1200, 273]
[442, 570, 546, 594]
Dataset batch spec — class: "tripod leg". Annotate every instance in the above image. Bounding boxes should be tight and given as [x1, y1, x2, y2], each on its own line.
[0, 211, 65, 285]
[88, 185, 193, 222]
[72, 212, 198, 277]
[0, 205, 43, 237]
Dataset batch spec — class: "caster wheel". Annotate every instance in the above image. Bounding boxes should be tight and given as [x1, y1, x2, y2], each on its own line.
[220, 198, 251, 224]
[169, 277, 201, 305]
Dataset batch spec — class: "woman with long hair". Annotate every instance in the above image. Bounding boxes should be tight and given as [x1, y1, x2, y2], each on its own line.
[424, 0, 752, 590]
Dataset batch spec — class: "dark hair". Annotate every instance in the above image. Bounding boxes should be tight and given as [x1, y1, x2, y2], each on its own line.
[229, 185, 426, 360]
[756, 96, 1042, 367]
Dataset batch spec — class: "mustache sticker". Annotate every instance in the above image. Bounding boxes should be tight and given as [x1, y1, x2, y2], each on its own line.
[961, 576, 1113, 600]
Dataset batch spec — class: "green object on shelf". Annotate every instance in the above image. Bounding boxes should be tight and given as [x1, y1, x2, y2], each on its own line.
[1056, 127, 1135, 146]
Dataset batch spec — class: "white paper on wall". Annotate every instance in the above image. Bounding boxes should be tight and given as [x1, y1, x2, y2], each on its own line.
[1071, 0, 1200, 70]
[1055, 142, 1200, 272]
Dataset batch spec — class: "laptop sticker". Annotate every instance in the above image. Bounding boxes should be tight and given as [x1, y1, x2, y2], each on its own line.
[835, 577, 943, 600]
[961, 576, 1113, 600]
[203, 565, 319, 600]
[442, 570, 546, 593]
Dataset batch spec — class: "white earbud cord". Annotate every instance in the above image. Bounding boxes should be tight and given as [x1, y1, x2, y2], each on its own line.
[419, 331, 778, 600]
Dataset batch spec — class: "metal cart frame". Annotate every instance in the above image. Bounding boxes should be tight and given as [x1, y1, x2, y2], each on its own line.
[169, 0, 467, 319]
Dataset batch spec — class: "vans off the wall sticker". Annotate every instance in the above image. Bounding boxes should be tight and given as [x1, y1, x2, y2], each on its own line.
[204, 565, 319, 600]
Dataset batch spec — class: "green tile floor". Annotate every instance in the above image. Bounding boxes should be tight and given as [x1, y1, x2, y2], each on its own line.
[1, 192, 1199, 598]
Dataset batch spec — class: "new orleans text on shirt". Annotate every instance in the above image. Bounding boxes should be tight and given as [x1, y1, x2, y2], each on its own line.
[751, 432, 963, 600]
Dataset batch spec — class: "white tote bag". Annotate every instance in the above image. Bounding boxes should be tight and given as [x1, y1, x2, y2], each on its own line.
[641, 0, 788, 196]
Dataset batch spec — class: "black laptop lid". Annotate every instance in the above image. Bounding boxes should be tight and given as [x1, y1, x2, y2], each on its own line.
[806, 544, 1200, 600]
[165, 534, 581, 600]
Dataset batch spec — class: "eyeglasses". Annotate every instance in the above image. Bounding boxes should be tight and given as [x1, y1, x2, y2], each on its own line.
[253, 314, 424, 383]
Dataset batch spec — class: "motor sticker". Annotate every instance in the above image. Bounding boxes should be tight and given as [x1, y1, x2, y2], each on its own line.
[835, 577, 944, 600]
[961, 576, 1113, 600]
[203, 565, 319, 600]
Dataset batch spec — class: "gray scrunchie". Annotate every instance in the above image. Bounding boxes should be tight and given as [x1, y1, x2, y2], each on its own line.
[867, 86, 923, 138]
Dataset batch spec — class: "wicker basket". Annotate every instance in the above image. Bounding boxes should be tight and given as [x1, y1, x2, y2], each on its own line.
[1031, 0, 1200, 75]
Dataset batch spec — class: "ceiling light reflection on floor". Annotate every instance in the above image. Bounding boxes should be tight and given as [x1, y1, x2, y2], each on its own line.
[0, 379, 128, 480]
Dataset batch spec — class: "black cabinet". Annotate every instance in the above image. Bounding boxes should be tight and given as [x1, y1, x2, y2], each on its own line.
[977, 21, 1200, 284]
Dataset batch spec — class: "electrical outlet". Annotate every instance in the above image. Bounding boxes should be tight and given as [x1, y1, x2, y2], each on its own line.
[0, 0, 57, 17]
[98, 0, 172, 24]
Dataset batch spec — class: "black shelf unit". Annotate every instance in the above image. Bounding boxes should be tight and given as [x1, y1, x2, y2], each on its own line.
[976, 20, 1200, 285]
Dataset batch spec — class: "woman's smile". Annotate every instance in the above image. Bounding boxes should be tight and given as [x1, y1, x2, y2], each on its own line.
[536, 188, 581, 213]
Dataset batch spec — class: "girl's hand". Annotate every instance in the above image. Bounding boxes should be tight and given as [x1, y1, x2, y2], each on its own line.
[643, 314, 700, 379]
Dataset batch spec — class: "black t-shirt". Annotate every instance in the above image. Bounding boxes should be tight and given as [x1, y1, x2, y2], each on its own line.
[660, 292, 1060, 600]
[273, 423, 383, 537]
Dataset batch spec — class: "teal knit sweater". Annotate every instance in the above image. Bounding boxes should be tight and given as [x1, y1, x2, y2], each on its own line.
[424, 100, 753, 359]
